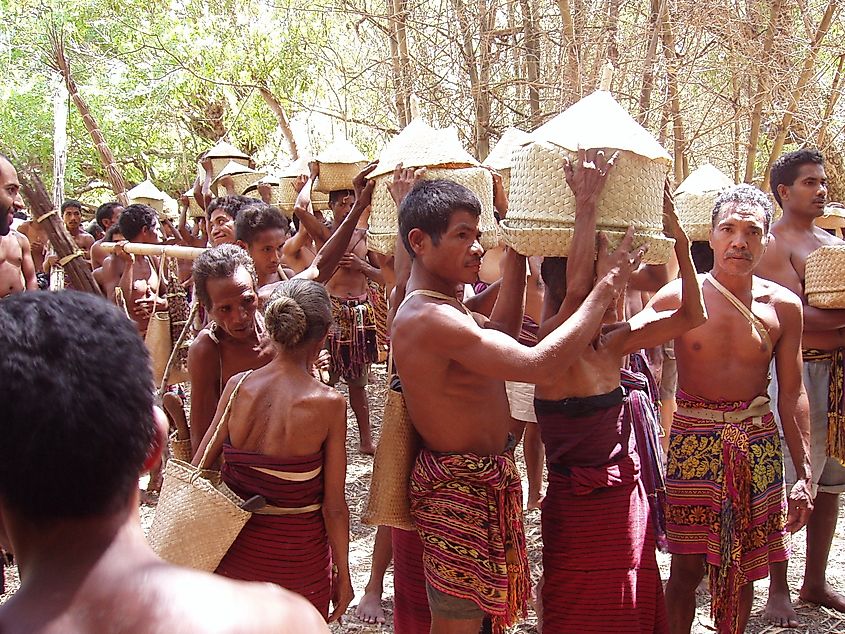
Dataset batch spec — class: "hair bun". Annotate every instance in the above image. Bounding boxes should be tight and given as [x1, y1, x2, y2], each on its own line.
[265, 295, 307, 348]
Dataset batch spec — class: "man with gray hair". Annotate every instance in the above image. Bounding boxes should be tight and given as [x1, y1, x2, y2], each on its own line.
[650, 183, 813, 633]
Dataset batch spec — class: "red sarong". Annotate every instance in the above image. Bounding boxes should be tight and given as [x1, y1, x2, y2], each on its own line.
[535, 390, 668, 633]
[392, 528, 431, 634]
[216, 445, 331, 617]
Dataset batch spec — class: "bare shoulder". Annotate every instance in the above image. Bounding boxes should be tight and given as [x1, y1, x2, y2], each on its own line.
[394, 295, 475, 337]
[753, 275, 802, 310]
[14, 230, 30, 249]
[188, 329, 217, 359]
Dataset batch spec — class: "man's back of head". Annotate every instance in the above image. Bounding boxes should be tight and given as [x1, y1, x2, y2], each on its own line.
[0, 291, 328, 633]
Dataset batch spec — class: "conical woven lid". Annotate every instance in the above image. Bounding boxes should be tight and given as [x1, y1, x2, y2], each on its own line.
[816, 203, 845, 229]
[204, 140, 251, 161]
[128, 179, 165, 202]
[482, 128, 532, 170]
[211, 161, 266, 189]
[243, 173, 281, 194]
[280, 158, 310, 178]
[675, 163, 734, 196]
[369, 118, 479, 178]
[531, 91, 671, 163]
[315, 138, 368, 165]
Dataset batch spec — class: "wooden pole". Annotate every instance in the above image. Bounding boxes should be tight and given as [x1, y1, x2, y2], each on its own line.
[100, 242, 206, 261]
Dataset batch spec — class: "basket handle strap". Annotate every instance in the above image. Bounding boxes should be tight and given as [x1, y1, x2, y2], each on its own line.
[197, 370, 253, 470]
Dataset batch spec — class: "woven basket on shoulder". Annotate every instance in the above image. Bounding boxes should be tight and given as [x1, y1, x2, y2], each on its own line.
[366, 166, 499, 255]
[805, 245, 845, 308]
[363, 387, 419, 530]
[503, 141, 673, 261]
[169, 432, 193, 463]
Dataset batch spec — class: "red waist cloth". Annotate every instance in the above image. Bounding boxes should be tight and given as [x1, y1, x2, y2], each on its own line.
[392, 528, 431, 634]
[536, 395, 667, 633]
[216, 445, 331, 617]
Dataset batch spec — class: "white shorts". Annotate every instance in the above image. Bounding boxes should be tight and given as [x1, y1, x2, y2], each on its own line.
[505, 381, 537, 423]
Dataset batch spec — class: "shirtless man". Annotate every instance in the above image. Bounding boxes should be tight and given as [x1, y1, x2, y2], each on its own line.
[90, 202, 123, 268]
[294, 164, 383, 454]
[756, 148, 845, 625]
[0, 291, 328, 634]
[0, 158, 36, 298]
[658, 184, 813, 634]
[108, 204, 166, 336]
[235, 203, 293, 288]
[391, 178, 641, 633]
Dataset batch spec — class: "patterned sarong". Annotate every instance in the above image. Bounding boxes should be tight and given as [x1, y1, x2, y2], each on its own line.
[666, 389, 789, 634]
[409, 442, 529, 633]
[392, 528, 431, 634]
[327, 293, 378, 381]
[803, 347, 845, 465]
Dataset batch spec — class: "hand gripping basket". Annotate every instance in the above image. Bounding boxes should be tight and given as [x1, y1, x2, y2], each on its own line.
[501, 90, 674, 263]
[674, 164, 734, 242]
[805, 245, 845, 308]
[367, 167, 499, 255]
[271, 161, 331, 218]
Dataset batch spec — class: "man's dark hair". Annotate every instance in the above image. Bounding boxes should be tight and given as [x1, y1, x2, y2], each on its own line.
[329, 189, 354, 207]
[95, 202, 122, 229]
[711, 184, 773, 234]
[235, 203, 290, 245]
[104, 223, 124, 242]
[193, 244, 258, 309]
[86, 220, 104, 240]
[61, 199, 83, 213]
[769, 148, 824, 208]
[0, 292, 155, 520]
[206, 195, 254, 222]
[691, 241, 714, 273]
[118, 203, 157, 241]
[398, 180, 481, 257]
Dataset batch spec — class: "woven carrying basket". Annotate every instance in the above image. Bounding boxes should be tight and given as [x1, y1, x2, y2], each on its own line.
[209, 156, 250, 181]
[675, 191, 717, 242]
[366, 167, 500, 255]
[805, 245, 845, 308]
[147, 459, 250, 571]
[274, 176, 331, 217]
[816, 204, 845, 230]
[169, 432, 193, 463]
[503, 141, 673, 262]
[363, 387, 419, 530]
[314, 162, 367, 194]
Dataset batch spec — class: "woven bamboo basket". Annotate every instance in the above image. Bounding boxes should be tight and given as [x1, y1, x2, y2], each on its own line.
[805, 245, 845, 308]
[363, 387, 419, 530]
[184, 189, 204, 218]
[243, 176, 283, 206]
[502, 141, 673, 263]
[674, 164, 734, 241]
[314, 162, 367, 194]
[204, 141, 251, 181]
[366, 166, 499, 255]
[815, 203, 845, 231]
[169, 432, 193, 462]
[482, 127, 531, 196]
[211, 161, 265, 196]
[128, 180, 165, 214]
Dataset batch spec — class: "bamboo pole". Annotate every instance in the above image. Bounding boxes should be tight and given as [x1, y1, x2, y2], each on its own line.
[44, 26, 129, 206]
[100, 242, 206, 261]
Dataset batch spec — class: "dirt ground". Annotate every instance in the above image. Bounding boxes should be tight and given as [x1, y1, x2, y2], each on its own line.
[2, 361, 844, 633]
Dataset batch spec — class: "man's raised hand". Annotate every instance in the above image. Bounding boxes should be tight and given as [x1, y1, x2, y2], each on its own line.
[387, 163, 426, 207]
[563, 147, 620, 210]
[662, 179, 688, 243]
[596, 226, 647, 297]
[353, 162, 378, 210]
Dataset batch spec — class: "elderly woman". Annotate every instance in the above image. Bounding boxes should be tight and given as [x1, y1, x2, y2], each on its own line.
[193, 279, 352, 622]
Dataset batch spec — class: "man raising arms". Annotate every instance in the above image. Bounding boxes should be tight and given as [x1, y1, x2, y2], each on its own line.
[658, 184, 813, 633]
[0, 155, 36, 298]
[392, 178, 642, 633]
[756, 148, 845, 624]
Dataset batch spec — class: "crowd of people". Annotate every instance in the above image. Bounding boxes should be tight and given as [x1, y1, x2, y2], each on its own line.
[0, 144, 843, 634]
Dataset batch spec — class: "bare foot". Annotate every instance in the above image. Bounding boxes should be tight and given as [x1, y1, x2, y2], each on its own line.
[359, 443, 376, 456]
[800, 582, 845, 612]
[527, 494, 545, 511]
[763, 591, 800, 628]
[354, 589, 386, 624]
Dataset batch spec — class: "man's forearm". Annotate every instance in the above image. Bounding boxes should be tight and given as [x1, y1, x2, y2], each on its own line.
[802, 305, 845, 332]
[311, 200, 368, 283]
[779, 391, 812, 481]
[486, 251, 526, 337]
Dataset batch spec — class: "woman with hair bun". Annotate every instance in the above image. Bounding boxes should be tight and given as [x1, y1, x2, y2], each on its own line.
[193, 278, 353, 623]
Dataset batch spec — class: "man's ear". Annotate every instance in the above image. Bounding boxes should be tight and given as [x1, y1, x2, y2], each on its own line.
[236, 239, 249, 251]
[407, 228, 428, 257]
[142, 406, 169, 475]
[777, 183, 789, 205]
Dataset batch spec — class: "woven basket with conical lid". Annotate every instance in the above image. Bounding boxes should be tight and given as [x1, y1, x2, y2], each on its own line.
[805, 245, 845, 308]
[211, 161, 266, 197]
[128, 179, 166, 214]
[502, 90, 674, 263]
[482, 127, 531, 195]
[366, 118, 498, 255]
[314, 139, 368, 194]
[203, 141, 251, 181]
[674, 164, 734, 241]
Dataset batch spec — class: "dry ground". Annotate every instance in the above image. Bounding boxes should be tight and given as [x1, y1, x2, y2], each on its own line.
[3, 362, 844, 633]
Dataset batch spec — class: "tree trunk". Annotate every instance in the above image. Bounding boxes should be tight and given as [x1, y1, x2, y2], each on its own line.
[744, 0, 781, 184]
[557, 0, 581, 101]
[761, 0, 839, 190]
[387, 0, 412, 128]
[637, 0, 663, 125]
[258, 85, 300, 160]
[816, 53, 845, 149]
[45, 29, 128, 206]
[660, 1, 687, 182]
[518, 0, 541, 128]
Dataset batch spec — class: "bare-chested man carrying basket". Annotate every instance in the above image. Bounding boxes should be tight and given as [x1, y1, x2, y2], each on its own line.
[391, 178, 643, 633]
